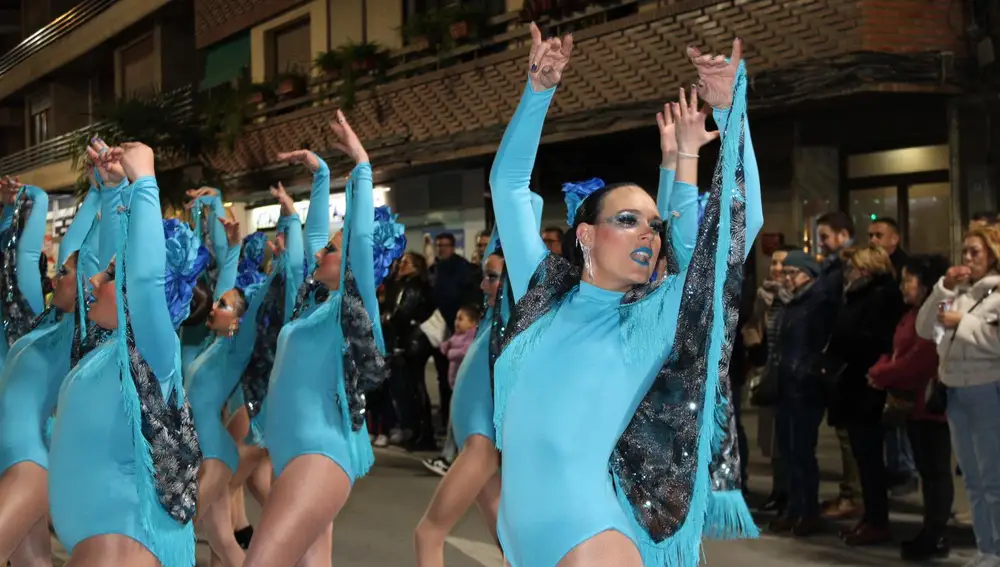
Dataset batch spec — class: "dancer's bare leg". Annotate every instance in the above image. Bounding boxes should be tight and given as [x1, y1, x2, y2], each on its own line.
[414, 435, 499, 567]
[9, 516, 52, 567]
[200, 491, 245, 567]
[65, 535, 160, 567]
[473, 472, 501, 546]
[246, 456, 273, 505]
[225, 405, 254, 530]
[295, 522, 332, 567]
[0, 463, 49, 564]
[242, 455, 350, 567]
[230, 486, 248, 529]
[195, 459, 231, 524]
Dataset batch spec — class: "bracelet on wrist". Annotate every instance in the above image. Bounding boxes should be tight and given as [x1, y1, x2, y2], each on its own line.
[678, 152, 699, 159]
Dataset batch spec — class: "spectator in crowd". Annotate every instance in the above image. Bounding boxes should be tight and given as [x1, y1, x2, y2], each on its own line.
[429, 232, 478, 430]
[471, 230, 490, 265]
[868, 216, 919, 496]
[868, 254, 952, 561]
[769, 250, 836, 536]
[815, 211, 863, 521]
[826, 245, 904, 546]
[917, 225, 1000, 567]
[540, 226, 563, 255]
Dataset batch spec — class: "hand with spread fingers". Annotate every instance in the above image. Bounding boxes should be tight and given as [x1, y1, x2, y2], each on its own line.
[527, 22, 573, 92]
[276, 150, 320, 173]
[329, 109, 368, 165]
[184, 187, 219, 210]
[84, 137, 128, 186]
[686, 38, 743, 110]
[268, 233, 287, 258]
[672, 85, 720, 156]
[656, 102, 679, 169]
[269, 182, 296, 217]
[115, 142, 156, 181]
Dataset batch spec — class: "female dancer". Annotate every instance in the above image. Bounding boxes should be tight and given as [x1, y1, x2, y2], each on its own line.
[0, 176, 48, 365]
[48, 141, 203, 567]
[489, 25, 760, 567]
[414, 194, 542, 567]
[243, 110, 390, 567]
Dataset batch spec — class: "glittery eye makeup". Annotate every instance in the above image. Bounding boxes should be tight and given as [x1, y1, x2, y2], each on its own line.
[104, 264, 116, 281]
[484, 270, 501, 282]
[57, 266, 68, 277]
[603, 211, 665, 234]
[324, 242, 338, 254]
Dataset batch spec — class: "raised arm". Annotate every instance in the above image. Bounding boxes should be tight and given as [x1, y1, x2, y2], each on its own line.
[214, 218, 242, 300]
[489, 82, 556, 299]
[58, 186, 101, 267]
[271, 182, 306, 290]
[197, 190, 230, 266]
[98, 180, 126, 267]
[276, 150, 331, 266]
[16, 185, 49, 313]
[655, 104, 699, 270]
[712, 105, 762, 259]
[345, 162, 378, 327]
[107, 142, 175, 381]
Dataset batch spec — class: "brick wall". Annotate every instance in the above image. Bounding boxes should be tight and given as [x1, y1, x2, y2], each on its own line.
[861, 0, 965, 54]
[195, 0, 309, 48]
[206, 0, 965, 180]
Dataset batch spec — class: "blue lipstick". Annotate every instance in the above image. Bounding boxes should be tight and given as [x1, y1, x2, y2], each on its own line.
[630, 247, 653, 266]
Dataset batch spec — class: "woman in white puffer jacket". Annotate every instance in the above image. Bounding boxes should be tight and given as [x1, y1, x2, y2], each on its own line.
[916, 225, 1000, 567]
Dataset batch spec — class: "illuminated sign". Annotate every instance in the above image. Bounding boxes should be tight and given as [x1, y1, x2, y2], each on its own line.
[249, 187, 389, 232]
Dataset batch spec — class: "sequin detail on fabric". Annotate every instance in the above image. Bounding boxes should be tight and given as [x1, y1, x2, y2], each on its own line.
[119, 276, 202, 523]
[339, 264, 389, 430]
[241, 266, 288, 420]
[0, 192, 38, 346]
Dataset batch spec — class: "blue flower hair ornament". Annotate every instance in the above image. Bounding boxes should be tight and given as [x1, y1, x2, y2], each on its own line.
[562, 178, 605, 226]
[236, 232, 268, 291]
[162, 218, 212, 329]
[372, 205, 407, 287]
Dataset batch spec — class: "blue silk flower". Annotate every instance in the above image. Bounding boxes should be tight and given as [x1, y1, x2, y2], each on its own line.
[562, 178, 605, 226]
[162, 218, 211, 329]
[372, 205, 407, 287]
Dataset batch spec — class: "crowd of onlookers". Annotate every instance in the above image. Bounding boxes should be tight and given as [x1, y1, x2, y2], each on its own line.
[735, 210, 1000, 567]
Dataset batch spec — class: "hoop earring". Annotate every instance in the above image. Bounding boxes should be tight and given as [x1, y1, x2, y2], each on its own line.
[581, 244, 595, 281]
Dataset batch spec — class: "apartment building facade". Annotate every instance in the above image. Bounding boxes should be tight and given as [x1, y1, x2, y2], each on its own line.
[0, 0, 997, 265]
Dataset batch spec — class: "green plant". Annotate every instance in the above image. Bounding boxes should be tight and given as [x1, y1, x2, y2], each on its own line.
[247, 82, 276, 105]
[274, 66, 309, 97]
[314, 49, 344, 77]
[447, 4, 490, 41]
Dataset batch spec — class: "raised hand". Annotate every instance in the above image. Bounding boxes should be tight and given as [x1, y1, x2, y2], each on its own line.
[115, 142, 155, 182]
[268, 232, 287, 258]
[686, 38, 743, 110]
[184, 187, 219, 210]
[329, 109, 368, 165]
[270, 182, 295, 216]
[656, 103, 678, 169]
[84, 137, 127, 186]
[0, 175, 20, 205]
[219, 217, 242, 247]
[276, 149, 320, 173]
[528, 22, 573, 92]
[671, 86, 719, 156]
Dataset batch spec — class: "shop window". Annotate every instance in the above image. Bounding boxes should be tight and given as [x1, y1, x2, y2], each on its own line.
[267, 18, 311, 79]
[119, 34, 159, 98]
[847, 146, 949, 179]
[849, 187, 898, 232]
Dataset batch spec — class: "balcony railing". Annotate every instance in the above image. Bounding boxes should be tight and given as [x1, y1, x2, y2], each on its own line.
[0, 86, 194, 177]
[0, 0, 117, 79]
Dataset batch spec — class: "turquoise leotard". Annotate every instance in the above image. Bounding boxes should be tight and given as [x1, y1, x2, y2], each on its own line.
[264, 161, 380, 481]
[489, 82, 716, 567]
[449, 330, 493, 447]
[0, 186, 101, 474]
[49, 176, 194, 567]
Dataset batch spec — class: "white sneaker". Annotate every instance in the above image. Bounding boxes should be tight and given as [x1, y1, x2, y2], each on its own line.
[373, 434, 389, 448]
[962, 552, 1000, 567]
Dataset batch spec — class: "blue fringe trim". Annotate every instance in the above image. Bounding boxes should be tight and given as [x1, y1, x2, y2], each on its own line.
[705, 490, 759, 540]
[114, 196, 195, 567]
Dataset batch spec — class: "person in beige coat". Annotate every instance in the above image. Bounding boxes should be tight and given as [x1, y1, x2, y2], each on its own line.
[916, 225, 1000, 567]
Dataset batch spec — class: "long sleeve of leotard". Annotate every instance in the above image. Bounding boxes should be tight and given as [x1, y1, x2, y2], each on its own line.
[713, 107, 763, 258]
[126, 176, 175, 381]
[216, 240, 240, 300]
[657, 168, 699, 272]
[345, 162, 382, 350]
[99, 180, 126, 268]
[59, 187, 101, 266]
[198, 193, 230, 269]
[17, 185, 48, 314]
[304, 155, 332, 265]
[489, 80, 555, 301]
[278, 213, 305, 293]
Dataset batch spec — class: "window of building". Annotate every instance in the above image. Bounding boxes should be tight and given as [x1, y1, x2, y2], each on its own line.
[266, 18, 311, 79]
[27, 93, 51, 146]
[120, 34, 159, 98]
[403, 0, 504, 24]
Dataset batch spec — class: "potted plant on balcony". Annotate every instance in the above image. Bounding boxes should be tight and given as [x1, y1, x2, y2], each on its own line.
[314, 49, 344, 81]
[274, 67, 309, 99]
[448, 3, 490, 42]
[399, 12, 436, 52]
[247, 82, 275, 106]
[334, 41, 392, 109]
